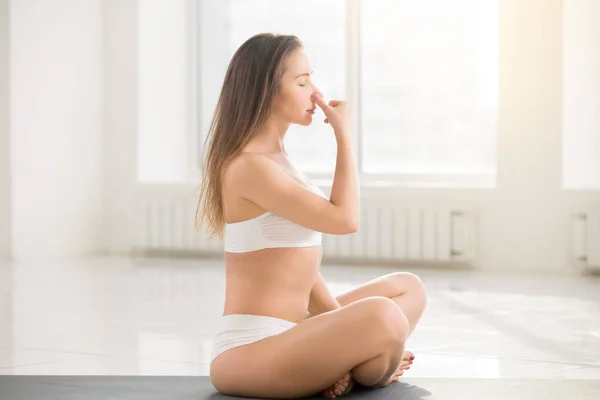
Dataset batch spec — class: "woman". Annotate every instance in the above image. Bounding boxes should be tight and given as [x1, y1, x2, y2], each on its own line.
[196, 33, 427, 399]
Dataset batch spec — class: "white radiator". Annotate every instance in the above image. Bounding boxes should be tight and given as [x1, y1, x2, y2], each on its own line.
[572, 209, 600, 271]
[130, 190, 478, 264]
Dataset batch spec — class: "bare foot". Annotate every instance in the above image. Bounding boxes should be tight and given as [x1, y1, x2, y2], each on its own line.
[382, 351, 415, 387]
[323, 351, 415, 397]
[322, 372, 355, 399]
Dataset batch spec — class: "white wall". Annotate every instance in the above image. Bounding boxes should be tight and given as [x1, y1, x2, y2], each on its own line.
[10, 0, 104, 260]
[104, 0, 600, 274]
[103, 0, 138, 254]
[0, 0, 9, 260]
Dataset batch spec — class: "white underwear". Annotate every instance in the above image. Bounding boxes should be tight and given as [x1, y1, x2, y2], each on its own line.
[210, 314, 297, 364]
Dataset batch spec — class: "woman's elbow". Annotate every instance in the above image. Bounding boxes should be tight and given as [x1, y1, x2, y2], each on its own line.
[341, 216, 359, 234]
[324, 212, 359, 235]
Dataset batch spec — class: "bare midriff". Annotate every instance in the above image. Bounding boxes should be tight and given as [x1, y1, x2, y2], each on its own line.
[222, 246, 322, 324]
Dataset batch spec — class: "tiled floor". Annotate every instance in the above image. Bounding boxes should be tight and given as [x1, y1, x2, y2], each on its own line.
[0, 257, 599, 388]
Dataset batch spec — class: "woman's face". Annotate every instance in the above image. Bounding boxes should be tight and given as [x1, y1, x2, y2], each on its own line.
[271, 48, 323, 126]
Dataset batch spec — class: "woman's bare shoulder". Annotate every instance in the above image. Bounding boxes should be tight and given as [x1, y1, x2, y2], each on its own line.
[226, 152, 279, 182]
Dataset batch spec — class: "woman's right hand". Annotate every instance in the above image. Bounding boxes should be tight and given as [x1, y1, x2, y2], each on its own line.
[311, 94, 350, 138]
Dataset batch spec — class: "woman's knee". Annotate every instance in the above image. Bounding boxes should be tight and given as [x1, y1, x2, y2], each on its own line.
[365, 297, 410, 343]
[396, 272, 428, 309]
[415, 275, 428, 312]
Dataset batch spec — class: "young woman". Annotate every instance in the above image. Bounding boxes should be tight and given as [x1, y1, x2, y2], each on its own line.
[196, 33, 427, 399]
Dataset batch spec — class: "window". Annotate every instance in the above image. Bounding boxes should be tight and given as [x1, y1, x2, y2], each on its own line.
[562, 0, 600, 190]
[138, 0, 191, 183]
[197, 0, 498, 186]
[198, 0, 346, 173]
[361, 0, 498, 177]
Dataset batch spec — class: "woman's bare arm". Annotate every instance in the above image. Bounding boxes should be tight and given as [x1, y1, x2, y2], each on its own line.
[227, 153, 358, 235]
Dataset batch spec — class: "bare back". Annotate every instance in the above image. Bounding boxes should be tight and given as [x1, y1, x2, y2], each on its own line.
[221, 152, 322, 324]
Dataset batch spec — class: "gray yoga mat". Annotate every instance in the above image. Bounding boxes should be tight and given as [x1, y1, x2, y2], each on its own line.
[0, 375, 599, 400]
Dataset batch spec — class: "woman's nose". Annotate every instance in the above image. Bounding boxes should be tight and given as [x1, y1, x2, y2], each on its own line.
[312, 85, 323, 98]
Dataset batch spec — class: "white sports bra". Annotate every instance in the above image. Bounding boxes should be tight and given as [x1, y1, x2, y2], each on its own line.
[224, 184, 328, 253]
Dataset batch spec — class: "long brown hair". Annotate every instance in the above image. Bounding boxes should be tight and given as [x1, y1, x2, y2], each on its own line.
[195, 33, 303, 239]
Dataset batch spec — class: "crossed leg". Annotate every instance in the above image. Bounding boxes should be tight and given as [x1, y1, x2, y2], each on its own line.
[321, 272, 427, 398]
